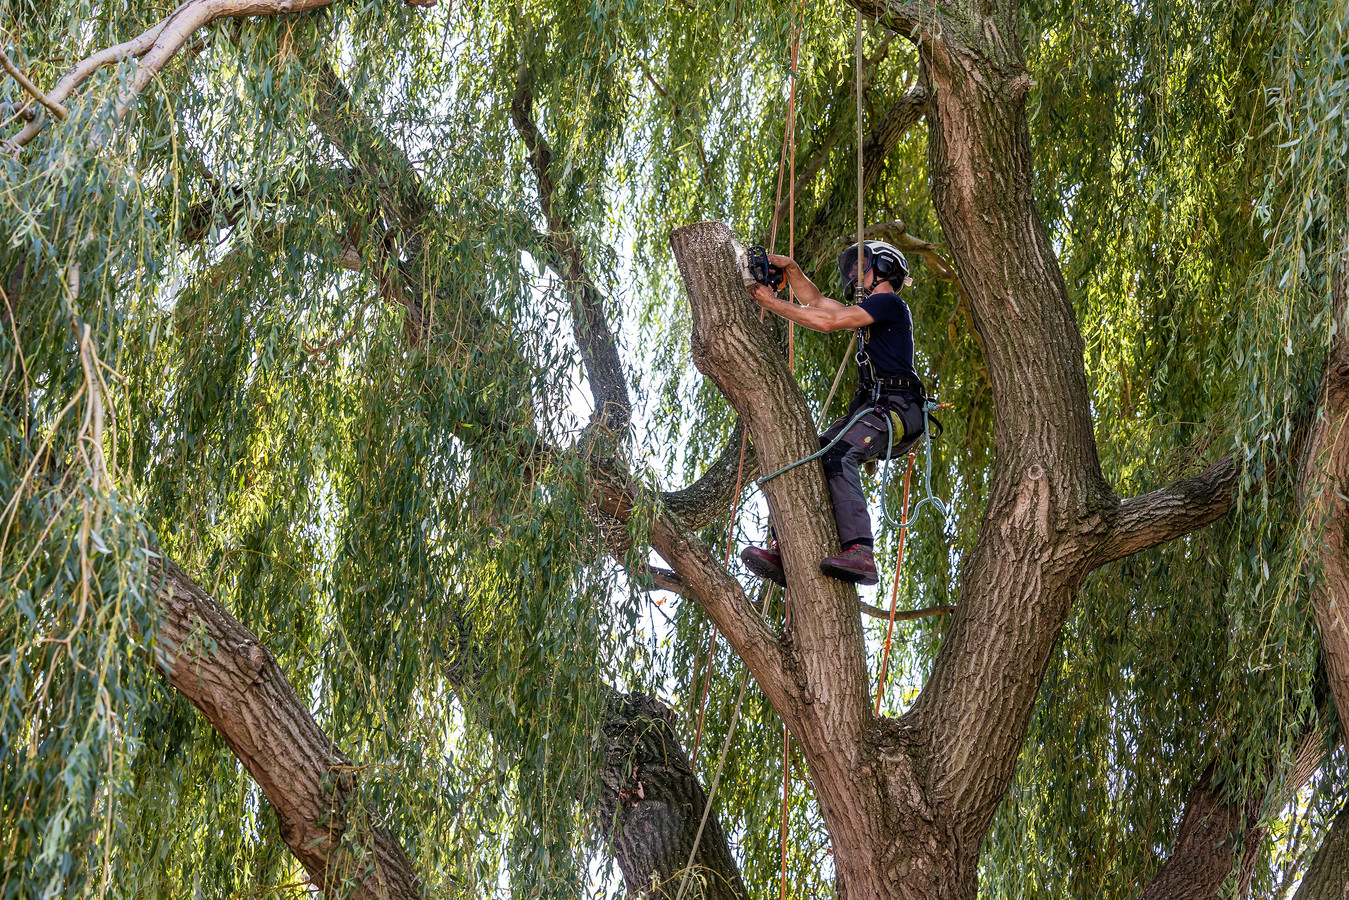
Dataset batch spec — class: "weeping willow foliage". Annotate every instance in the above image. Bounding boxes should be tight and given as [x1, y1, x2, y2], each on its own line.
[0, 0, 1345, 893]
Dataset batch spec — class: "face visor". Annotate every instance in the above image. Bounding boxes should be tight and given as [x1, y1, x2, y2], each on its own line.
[837, 244, 874, 299]
[838, 241, 908, 298]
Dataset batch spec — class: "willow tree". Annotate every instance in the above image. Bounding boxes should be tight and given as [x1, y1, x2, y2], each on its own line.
[2, 0, 1347, 896]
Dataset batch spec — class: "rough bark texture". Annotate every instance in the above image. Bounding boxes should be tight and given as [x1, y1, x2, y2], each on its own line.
[1294, 800, 1349, 900]
[1139, 765, 1266, 900]
[597, 693, 749, 900]
[1141, 727, 1325, 900]
[147, 556, 422, 900]
[670, 222, 955, 898]
[1298, 252, 1349, 729]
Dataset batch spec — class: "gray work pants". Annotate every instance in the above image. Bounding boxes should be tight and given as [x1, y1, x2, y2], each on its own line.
[818, 391, 925, 547]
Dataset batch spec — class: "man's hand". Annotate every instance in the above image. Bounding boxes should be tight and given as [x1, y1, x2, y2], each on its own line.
[767, 252, 797, 274]
[748, 282, 778, 307]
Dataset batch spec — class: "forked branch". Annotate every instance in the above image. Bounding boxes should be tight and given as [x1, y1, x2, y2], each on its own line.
[589, 458, 791, 711]
[511, 63, 631, 436]
[843, 0, 944, 41]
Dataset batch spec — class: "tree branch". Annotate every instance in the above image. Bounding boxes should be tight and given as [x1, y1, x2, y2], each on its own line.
[598, 693, 749, 900]
[146, 555, 421, 900]
[861, 83, 928, 188]
[511, 62, 631, 436]
[1297, 247, 1349, 728]
[1093, 456, 1239, 567]
[311, 63, 437, 341]
[589, 457, 792, 714]
[842, 0, 942, 41]
[669, 221, 874, 745]
[661, 420, 756, 530]
[0, 48, 68, 121]
[1141, 724, 1326, 900]
[10, 0, 338, 148]
[1293, 797, 1349, 900]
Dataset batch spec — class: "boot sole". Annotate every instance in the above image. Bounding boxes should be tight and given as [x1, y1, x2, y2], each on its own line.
[741, 554, 787, 587]
[819, 561, 879, 586]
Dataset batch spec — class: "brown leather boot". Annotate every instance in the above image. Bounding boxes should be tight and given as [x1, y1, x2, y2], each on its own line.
[819, 544, 878, 585]
[740, 543, 786, 587]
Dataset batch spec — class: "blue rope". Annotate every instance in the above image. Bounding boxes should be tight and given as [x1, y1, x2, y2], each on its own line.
[754, 405, 875, 486]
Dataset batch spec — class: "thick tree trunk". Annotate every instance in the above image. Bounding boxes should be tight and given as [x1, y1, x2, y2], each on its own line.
[905, 6, 1119, 864]
[1140, 729, 1323, 900]
[147, 556, 421, 900]
[1299, 252, 1349, 728]
[597, 693, 748, 899]
[1294, 800, 1349, 900]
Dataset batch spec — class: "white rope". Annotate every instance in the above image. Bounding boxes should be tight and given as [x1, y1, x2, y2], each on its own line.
[855, 8, 865, 301]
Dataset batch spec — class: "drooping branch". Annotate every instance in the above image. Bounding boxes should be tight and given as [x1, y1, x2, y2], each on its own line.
[634, 57, 712, 185]
[146, 556, 421, 900]
[511, 63, 631, 436]
[10, 0, 339, 148]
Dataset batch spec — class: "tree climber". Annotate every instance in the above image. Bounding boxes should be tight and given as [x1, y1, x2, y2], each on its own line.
[741, 240, 926, 586]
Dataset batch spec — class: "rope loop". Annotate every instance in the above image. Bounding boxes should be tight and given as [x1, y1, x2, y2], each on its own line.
[877, 400, 953, 537]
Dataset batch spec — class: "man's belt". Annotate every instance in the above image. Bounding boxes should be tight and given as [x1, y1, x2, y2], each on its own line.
[859, 374, 926, 400]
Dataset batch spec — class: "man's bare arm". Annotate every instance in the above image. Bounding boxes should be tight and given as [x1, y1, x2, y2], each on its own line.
[767, 253, 848, 311]
[749, 283, 874, 333]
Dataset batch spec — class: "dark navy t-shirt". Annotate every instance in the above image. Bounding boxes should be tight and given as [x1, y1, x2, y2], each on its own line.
[856, 291, 918, 383]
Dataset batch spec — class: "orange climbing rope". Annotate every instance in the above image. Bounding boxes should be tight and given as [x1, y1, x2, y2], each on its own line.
[874, 453, 916, 715]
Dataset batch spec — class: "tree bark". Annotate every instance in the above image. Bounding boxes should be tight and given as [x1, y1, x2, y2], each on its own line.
[668, 222, 964, 899]
[597, 693, 749, 900]
[1294, 800, 1349, 900]
[1139, 764, 1266, 900]
[147, 556, 422, 900]
[1141, 727, 1325, 900]
[151, 555, 749, 899]
[1298, 250, 1349, 728]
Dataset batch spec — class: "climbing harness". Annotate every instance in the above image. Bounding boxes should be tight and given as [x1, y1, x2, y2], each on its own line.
[876, 398, 950, 533]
